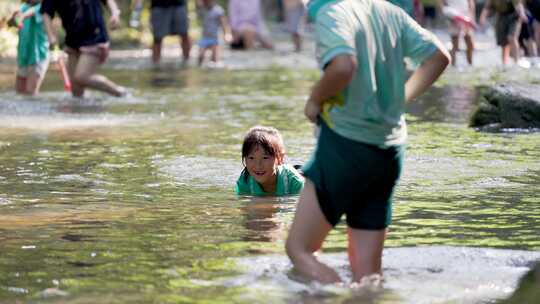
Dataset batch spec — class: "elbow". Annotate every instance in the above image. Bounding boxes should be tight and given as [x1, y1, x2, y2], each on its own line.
[332, 55, 357, 83]
[440, 49, 451, 68]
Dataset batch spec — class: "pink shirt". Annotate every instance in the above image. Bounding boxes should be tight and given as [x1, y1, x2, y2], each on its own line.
[228, 0, 265, 33]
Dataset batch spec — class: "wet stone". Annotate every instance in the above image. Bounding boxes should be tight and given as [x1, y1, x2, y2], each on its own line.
[470, 83, 540, 130]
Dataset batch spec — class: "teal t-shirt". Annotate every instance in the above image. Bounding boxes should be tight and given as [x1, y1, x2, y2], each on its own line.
[314, 0, 439, 148]
[235, 164, 305, 196]
[386, 0, 414, 17]
[17, 3, 49, 67]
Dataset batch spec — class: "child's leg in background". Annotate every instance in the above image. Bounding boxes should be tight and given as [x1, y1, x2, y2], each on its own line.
[510, 22, 523, 63]
[180, 33, 192, 61]
[25, 59, 50, 95]
[450, 35, 460, 66]
[210, 44, 219, 62]
[464, 33, 474, 65]
[73, 53, 125, 97]
[66, 51, 85, 97]
[292, 32, 302, 52]
[15, 75, 27, 95]
[198, 46, 208, 65]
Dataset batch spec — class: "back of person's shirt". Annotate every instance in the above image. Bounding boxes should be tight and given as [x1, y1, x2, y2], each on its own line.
[491, 0, 518, 14]
[228, 0, 265, 33]
[18, 3, 49, 67]
[314, 0, 439, 148]
[151, 0, 186, 8]
[202, 4, 225, 40]
[40, 0, 108, 48]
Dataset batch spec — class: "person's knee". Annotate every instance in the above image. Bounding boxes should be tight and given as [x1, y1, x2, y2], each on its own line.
[73, 71, 91, 86]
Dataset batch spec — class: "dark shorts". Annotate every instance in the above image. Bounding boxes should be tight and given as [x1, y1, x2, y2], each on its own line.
[303, 121, 404, 230]
[495, 13, 521, 46]
[424, 6, 437, 19]
[151, 6, 189, 40]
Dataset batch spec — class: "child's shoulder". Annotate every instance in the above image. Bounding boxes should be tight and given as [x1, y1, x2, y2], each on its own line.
[279, 164, 304, 179]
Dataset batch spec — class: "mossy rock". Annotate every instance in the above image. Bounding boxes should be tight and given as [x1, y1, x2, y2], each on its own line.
[498, 261, 540, 304]
[470, 83, 540, 130]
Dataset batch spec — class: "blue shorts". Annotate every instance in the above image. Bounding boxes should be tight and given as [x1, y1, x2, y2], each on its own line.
[303, 121, 404, 230]
[198, 38, 218, 49]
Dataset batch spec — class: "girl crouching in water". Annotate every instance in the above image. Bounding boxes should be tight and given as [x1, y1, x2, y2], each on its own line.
[236, 126, 304, 196]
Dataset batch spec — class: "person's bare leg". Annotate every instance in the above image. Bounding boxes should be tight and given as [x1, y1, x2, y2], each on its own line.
[73, 53, 125, 97]
[152, 39, 163, 65]
[450, 35, 459, 66]
[293, 33, 302, 52]
[242, 29, 257, 49]
[258, 34, 274, 50]
[347, 228, 387, 283]
[534, 21, 540, 55]
[198, 47, 207, 66]
[67, 52, 85, 97]
[285, 180, 341, 284]
[15, 76, 27, 94]
[25, 70, 46, 96]
[502, 45, 511, 65]
[510, 25, 522, 64]
[180, 33, 191, 61]
[464, 34, 474, 65]
[210, 45, 218, 62]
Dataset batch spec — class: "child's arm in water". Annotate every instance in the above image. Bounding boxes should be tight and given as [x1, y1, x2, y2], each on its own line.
[305, 55, 357, 123]
[404, 47, 450, 103]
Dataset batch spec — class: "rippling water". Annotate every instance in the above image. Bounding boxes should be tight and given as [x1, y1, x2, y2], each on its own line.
[0, 62, 538, 304]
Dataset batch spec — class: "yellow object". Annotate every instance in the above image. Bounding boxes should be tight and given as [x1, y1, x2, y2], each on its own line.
[320, 92, 345, 128]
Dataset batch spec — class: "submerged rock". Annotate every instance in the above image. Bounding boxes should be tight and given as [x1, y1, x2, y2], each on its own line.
[470, 84, 540, 130]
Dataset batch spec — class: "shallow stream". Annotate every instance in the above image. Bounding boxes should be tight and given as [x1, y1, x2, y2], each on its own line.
[0, 58, 538, 303]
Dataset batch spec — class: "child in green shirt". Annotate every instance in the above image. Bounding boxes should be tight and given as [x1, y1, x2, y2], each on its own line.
[236, 126, 304, 196]
[8, 0, 49, 96]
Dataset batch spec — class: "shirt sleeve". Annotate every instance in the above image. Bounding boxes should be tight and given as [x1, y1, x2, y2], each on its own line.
[39, 0, 55, 18]
[33, 4, 43, 23]
[314, 5, 357, 69]
[235, 174, 250, 195]
[400, 10, 439, 65]
[287, 168, 305, 195]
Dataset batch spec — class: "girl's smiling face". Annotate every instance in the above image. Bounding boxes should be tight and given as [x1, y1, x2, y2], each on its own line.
[245, 145, 278, 191]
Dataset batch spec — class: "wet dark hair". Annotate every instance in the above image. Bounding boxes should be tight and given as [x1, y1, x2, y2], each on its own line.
[240, 126, 285, 182]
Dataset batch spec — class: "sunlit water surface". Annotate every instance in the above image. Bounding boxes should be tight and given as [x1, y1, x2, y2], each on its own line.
[0, 64, 539, 304]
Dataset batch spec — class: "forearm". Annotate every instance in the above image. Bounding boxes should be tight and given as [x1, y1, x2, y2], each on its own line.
[107, 0, 121, 17]
[42, 14, 56, 43]
[309, 55, 357, 105]
[405, 49, 450, 103]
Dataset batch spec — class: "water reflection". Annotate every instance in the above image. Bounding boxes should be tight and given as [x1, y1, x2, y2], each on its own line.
[240, 196, 296, 244]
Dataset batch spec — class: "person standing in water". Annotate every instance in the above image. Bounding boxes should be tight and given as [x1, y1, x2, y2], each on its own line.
[41, 0, 127, 97]
[285, 0, 449, 283]
[197, 0, 232, 66]
[9, 0, 49, 96]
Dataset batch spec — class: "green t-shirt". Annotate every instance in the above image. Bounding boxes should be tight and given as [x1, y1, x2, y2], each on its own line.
[387, 0, 415, 17]
[235, 164, 304, 196]
[17, 3, 49, 67]
[314, 0, 439, 148]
